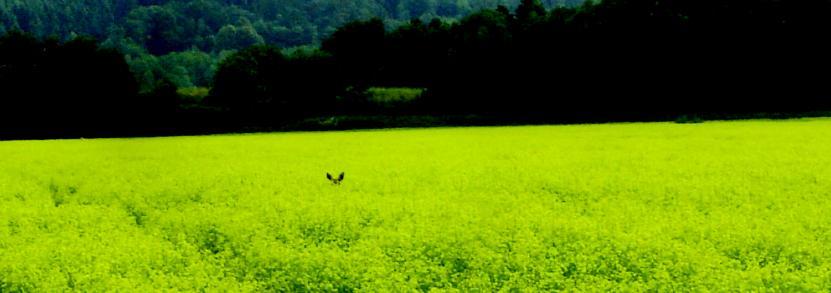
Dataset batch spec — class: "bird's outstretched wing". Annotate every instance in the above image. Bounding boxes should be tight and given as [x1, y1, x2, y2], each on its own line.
[338, 172, 345, 181]
[327, 173, 333, 181]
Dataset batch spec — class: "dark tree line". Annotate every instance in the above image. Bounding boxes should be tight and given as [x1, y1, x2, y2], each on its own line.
[395, 0, 831, 119]
[209, 0, 831, 124]
[1, 0, 581, 51]
[3, 0, 831, 139]
[208, 46, 340, 126]
[0, 32, 182, 139]
[1, 0, 582, 93]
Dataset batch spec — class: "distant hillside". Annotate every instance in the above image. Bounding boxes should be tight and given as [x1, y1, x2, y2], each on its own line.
[0, 0, 583, 91]
[0, 0, 583, 54]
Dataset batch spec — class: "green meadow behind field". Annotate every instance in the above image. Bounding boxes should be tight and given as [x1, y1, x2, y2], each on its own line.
[2, 119, 831, 291]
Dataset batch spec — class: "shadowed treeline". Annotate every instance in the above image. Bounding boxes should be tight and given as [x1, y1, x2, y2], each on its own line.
[207, 0, 831, 125]
[3, 0, 831, 139]
[368, 0, 830, 114]
[0, 32, 137, 139]
[0, 0, 583, 92]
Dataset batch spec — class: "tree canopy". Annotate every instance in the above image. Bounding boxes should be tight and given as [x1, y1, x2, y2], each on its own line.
[0, 0, 583, 51]
[3, 0, 831, 139]
[0, 0, 582, 93]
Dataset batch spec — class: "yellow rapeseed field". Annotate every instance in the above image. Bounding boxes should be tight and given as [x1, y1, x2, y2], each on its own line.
[2, 119, 831, 291]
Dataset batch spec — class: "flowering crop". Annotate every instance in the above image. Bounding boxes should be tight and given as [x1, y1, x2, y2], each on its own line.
[1, 119, 831, 291]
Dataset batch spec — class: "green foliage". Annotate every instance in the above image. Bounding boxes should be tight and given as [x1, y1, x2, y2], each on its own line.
[209, 45, 295, 114]
[0, 0, 583, 104]
[215, 23, 266, 51]
[5, 0, 831, 136]
[208, 44, 341, 119]
[0, 31, 139, 135]
[177, 87, 210, 102]
[128, 49, 217, 92]
[0, 0, 582, 52]
[124, 5, 187, 55]
[1, 119, 831, 290]
[516, 0, 546, 22]
[675, 115, 704, 124]
[367, 87, 425, 103]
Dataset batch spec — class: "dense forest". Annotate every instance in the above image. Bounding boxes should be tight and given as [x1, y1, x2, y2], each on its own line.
[0, 0, 582, 92]
[2, 0, 831, 139]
